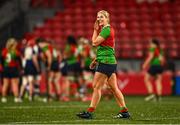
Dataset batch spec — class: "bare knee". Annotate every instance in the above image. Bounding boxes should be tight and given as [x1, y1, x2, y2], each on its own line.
[107, 83, 117, 94]
[144, 75, 149, 81]
[144, 74, 151, 83]
[93, 83, 102, 92]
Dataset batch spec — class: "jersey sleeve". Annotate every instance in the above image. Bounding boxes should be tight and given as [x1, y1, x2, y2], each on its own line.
[1, 48, 7, 58]
[149, 47, 155, 53]
[99, 26, 110, 39]
[16, 50, 21, 57]
[42, 46, 49, 53]
[64, 44, 70, 52]
[33, 45, 39, 54]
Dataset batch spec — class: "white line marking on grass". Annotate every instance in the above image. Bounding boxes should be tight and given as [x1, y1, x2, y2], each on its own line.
[12, 119, 111, 124]
[1, 105, 87, 109]
[142, 117, 180, 120]
[9, 117, 180, 124]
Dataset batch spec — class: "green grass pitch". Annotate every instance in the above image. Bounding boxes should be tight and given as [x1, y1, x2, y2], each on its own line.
[0, 96, 180, 124]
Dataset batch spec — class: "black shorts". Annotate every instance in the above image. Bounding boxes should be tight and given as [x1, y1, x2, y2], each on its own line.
[96, 63, 117, 77]
[148, 65, 163, 76]
[24, 60, 37, 76]
[50, 60, 59, 72]
[60, 60, 68, 76]
[67, 62, 82, 75]
[84, 66, 94, 72]
[3, 67, 19, 78]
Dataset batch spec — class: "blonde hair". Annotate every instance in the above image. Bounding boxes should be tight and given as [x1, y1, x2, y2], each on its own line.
[97, 10, 110, 23]
[6, 38, 17, 50]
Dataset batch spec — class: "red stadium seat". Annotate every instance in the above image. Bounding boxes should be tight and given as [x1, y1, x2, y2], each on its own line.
[133, 50, 144, 58]
[169, 50, 179, 58]
[128, 21, 140, 29]
[31, 0, 57, 8]
[152, 21, 163, 28]
[140, 21, 151, 29]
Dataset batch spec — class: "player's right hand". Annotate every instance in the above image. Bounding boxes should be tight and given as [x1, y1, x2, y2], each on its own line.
[94, 20, 99, 31]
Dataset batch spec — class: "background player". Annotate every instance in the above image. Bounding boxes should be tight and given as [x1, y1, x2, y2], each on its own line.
[1, 38, 21, 103]
[142, 38, 165, 101]
[19, 38, 40, 101]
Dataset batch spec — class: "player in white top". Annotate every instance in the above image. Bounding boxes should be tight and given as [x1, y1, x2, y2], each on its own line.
[19, 38, 40, 101]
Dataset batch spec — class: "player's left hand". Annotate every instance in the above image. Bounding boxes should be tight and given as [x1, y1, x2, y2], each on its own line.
[89, 59, 97, 69]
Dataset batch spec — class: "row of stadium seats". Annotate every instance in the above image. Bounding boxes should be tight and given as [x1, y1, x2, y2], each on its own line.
[30, 0, 59, 8]
[27, 0, 180, 59]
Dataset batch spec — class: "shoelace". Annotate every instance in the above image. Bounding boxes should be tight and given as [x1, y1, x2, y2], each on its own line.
[114, 113, 123, 118]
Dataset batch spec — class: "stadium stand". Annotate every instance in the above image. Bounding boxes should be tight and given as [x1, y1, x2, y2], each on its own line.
[26, 0, 180, 59]
[30, 0, 58, 8]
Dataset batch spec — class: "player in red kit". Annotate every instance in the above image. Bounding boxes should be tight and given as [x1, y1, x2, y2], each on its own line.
[1, 38, 21, 103]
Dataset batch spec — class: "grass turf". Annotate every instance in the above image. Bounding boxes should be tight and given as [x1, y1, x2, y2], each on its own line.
[0, 96, 180, 124]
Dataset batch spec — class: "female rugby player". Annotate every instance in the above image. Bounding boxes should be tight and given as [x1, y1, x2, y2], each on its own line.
[1, 38, 21, 103]
[142, 39, 165, 101]
[77, 10, 130, 119]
